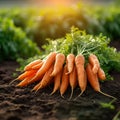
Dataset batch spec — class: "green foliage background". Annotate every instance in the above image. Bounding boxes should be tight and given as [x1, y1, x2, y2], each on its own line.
[0, 18, 40, 62]
[0, 2, 120, 64]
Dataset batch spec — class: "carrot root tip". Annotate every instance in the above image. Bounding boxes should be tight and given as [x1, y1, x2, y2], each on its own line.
[35, 89, 39, 93]
[9, 78, 18, 85]
[69, 88, 74, 100]
[50, 91, 55, 95]
[61, 94, 65, 99]
[16, 84, 21, 87]
[31, 88, 35, 92]
[99, 91, 117, 99]
[74, 91, 84, 100]
[78, 91, 84, 97]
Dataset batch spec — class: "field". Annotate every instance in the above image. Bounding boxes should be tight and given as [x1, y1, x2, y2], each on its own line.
[0, 1, 120, 120]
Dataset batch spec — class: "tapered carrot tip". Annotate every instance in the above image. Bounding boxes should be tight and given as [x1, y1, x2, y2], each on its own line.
[69, 87, 74, 100]
[99, 91, 116, 99]
[50, 89, 57, 95]
[61, 94, 65, 99]
[9, 78, 17, 85]
[31, 86, 37, 92]
[74, 91, 84, 100]
[77, 91, 84, 97]
[30, 88, 35, 92]
[60, 92, 65, 98]
[50, 91, 55, 96]
[32, 83, 41, 92]
[31, 87, 39, 93]
[16, 83, 22, 87]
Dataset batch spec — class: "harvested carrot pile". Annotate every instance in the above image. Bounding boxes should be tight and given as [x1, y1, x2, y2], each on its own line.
[14, 27, 120, 99]
[15, 52, 114, 99]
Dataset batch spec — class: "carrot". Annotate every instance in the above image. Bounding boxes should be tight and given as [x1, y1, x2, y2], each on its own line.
[88, 54, 100, 74]
[29, 52, 57, 84]
[69, 65, 77, 99]
[17, 70, 37, 80]
[24, 59, 42, 71]
[9, 70, 37, 85]
[98, 68, 106, 81]
[50, 68, 63, 95]
[60, 65, 69, 98]
[86, 63, 115, 99]
[16, 72, 37, 87]
[51, 53, 65, 77]
[75, 54, 87, 96]
[32, 61, 44, 70]
[32, 64, 54, 91]
[66, 53, 75, 74]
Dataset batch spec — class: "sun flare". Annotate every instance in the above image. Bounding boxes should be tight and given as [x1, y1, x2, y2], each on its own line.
[46, 0, 75, 6]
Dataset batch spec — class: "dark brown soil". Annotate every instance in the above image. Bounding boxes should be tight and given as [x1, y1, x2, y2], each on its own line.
[110, 40, 120, 51]
[0, 41, 120, 120]
[0, 62, 120, 120]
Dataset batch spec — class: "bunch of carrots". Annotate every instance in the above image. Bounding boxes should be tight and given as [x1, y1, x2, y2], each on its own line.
[13, 52, 115, 99]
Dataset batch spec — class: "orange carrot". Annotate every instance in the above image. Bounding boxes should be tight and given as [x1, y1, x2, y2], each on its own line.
[51, 53, 65, 77]
[88, 54, 100, 74]
[51, 68, 63, 95]
[86, 63, 115, 99]
[60, 65, 69, 98]
[10, 69, 37, 85]
[24, 59, 42, 71]
[66, 53, 75, 74]
[17, 70, 37, 80]
[16, 72, 37, 87]
[98, 68, 106, 81]
[32, 64, 54, 91]
[86, 63, 100, 91]
[69, 65, 77, 99]
[75, 54, 87, 96]
[29, 52, 57, 84]
[32, 61, 44, 70]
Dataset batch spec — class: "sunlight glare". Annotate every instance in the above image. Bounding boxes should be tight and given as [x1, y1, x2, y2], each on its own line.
[46, 0, 75, 7]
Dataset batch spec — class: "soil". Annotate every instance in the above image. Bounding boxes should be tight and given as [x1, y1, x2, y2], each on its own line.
[0, 41, 120, 120]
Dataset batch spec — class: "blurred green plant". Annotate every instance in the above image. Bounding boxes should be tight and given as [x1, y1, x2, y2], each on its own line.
[0, 18, 40, 62]
[0, 3, 120, 48]
[100, 98, 116, 110]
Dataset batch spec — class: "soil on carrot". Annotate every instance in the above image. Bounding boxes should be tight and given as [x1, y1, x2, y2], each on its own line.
[0, 42, 120, 120]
